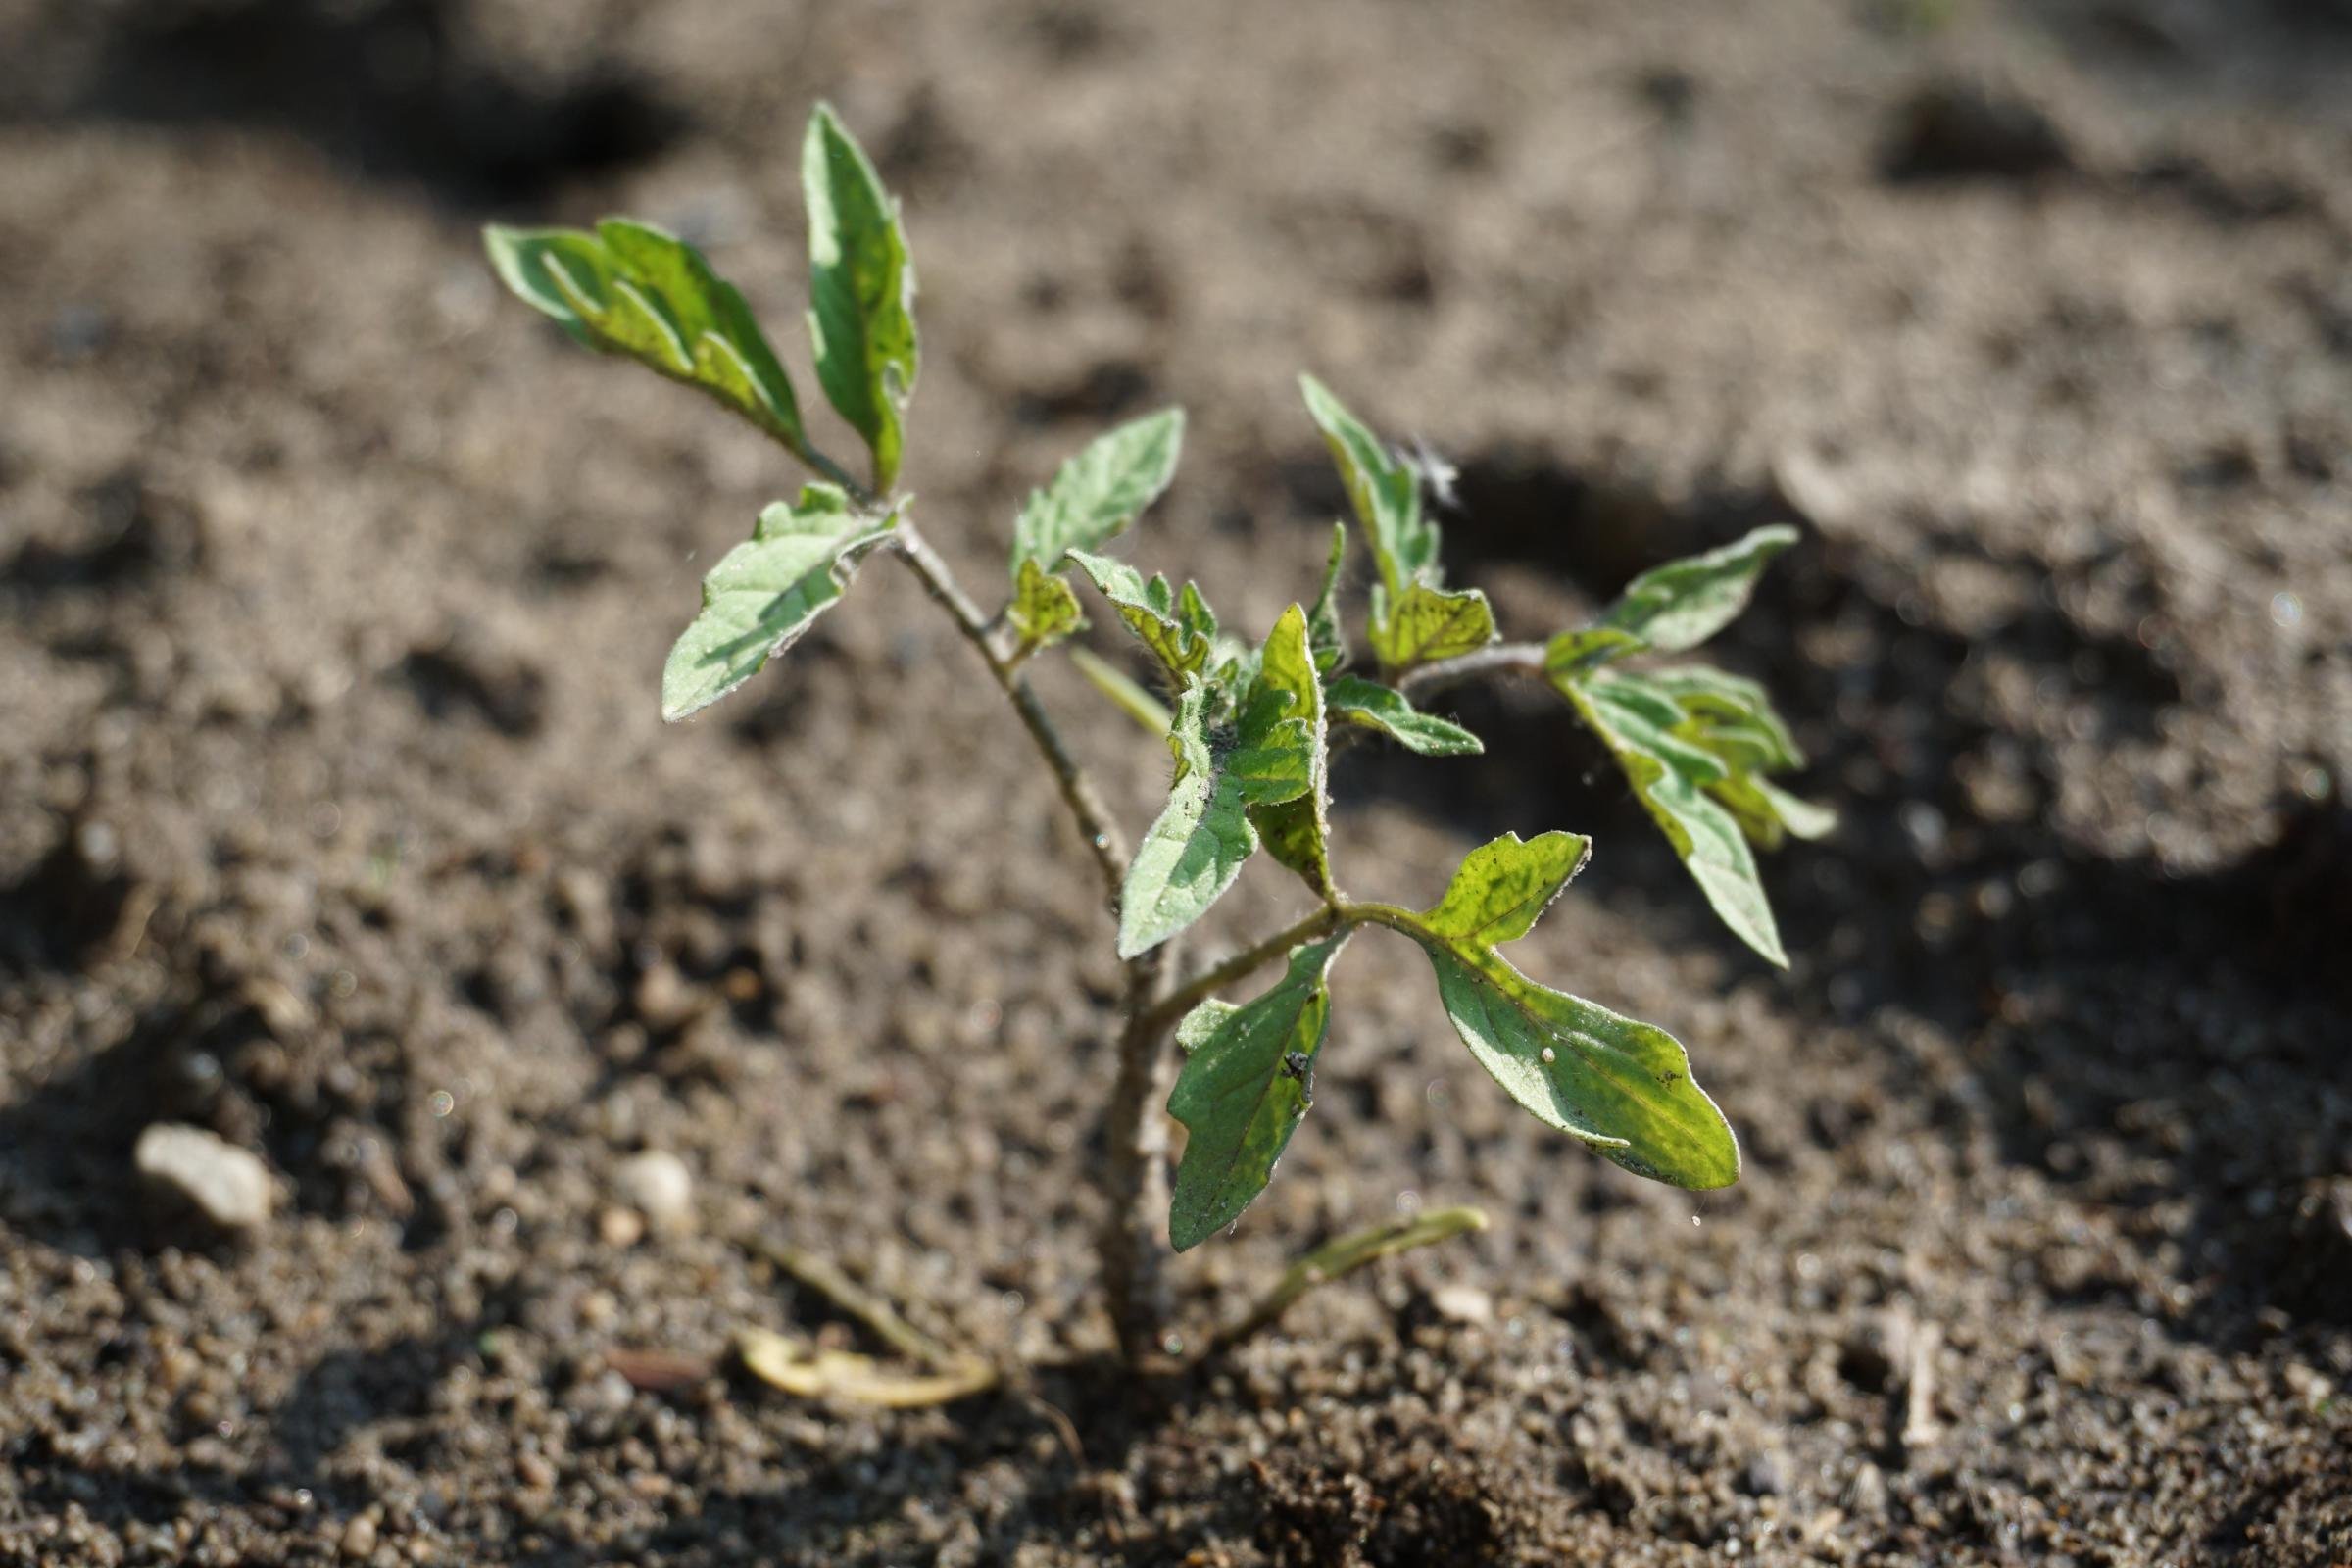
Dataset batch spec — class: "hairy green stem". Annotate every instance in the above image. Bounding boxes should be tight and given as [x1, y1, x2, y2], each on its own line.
[1143, 904, 1348, 1035]
[889, 514, 1186, 1363]
[1394, 641, 1546, 701]
[892, 519, 1129, 908]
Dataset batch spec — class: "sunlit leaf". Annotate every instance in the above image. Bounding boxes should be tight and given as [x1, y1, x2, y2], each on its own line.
[804, 103, 919, 491]
[1326, 676, 1482, 757]
[1298, 375, 1439, 600]
[1009, 410, 1185, 573]
[1065, 549, 1216, 684]
[1595, 525, 1797, 654]
[483, 219, 809, 458]
[661, 484, 896, 722]
[1371, 582, 1497, 670]
[1007, 558, 1085, 656]
[1386, 832, 1740, 1188]
[1304, 521, 1349, 675]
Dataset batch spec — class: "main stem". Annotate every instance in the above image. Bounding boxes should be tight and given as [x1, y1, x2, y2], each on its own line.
[891, 517, 1181, 1362]
[889, 515, 1540, 1365]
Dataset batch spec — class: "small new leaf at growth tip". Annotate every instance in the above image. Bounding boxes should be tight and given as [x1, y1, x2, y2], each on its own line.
[1007, 558, 1086, 657]
[1552, 669, 1788, 966]
[1167, 934, 1350, 1250]
[1246, 606, 1338, 900]
[1596, 525, 1798, 654]
[482, 219, 809, 459]
[1008, 410, 1186, 574]
[1117, 672, 1314, 958]
[1391, 832, 1740, 1189]
[1065, 550, 1217, 685]
[661, 484, 897, 722]
[1299, 375, 1439, 600]
[1371, 582, 1497, 671]
[1326, 675, 1483, 757]
[804, 103, 919, 492]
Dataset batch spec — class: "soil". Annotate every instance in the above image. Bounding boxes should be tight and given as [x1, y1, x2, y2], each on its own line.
[4, 0, 2351, 1563]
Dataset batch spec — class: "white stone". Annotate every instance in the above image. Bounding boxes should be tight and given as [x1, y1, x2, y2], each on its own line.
[613, 1149, 694, 1233]
[134, 1123, 274, 1232]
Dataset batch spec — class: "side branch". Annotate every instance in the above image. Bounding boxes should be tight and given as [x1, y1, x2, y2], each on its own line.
[892, 519, 1129, 907]
[1142, 904, 1348, 1033]
[1394, 641, 1545, 702]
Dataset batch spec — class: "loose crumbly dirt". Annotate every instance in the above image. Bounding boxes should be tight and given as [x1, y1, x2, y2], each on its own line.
[3, 1, 2349, 1563]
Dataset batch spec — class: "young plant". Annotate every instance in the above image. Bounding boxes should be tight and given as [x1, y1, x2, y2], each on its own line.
[484, 104, 1826, 1369]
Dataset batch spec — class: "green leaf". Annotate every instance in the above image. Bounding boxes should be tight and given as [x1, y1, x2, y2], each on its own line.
[1064, 550, 1216, 684]
[1544, 626, 1644, 679]
[483, 220, 809, 459]
[1007, 558, 1085, 655]
[662, 484, 896, 721]
[1644, 666, 1802, 775]
[1008, 410, 1185, 573]
[1710, 775, 1838, 849]
[1371, 582, 1497, 670]
[804, 103, 919, 492]
[1596, 525, 1798, 654]
[1167, 934, 1351, 1250]
[1117, 682, 1313, 958]
[1299, 375, 1439, 600]
[1325, 675, 1483, 757]
[1305, 521, 1349, 675]
[1247, 606, 1338, 900]
[1553, 669, 1788, 967]
[1388, 832, 1740, 1189]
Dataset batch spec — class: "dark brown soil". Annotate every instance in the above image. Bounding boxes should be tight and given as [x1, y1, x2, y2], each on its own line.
[5, 1, 2351, 1563]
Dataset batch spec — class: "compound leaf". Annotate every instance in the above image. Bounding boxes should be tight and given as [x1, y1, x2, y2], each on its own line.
[1009, 410, 1185, 573]
[804, 103, 918, 492]
[1389, 832, 1740, 1189]
[1247, 606, 1338, 900]
[483, 219, 809, 458]
[1167, 934, 1350, 1250]
[1596, 525, 1797, 654]
[662, 484, 896, 721]
[1325, 675, 1482, 757]
[1007, 558, 1086, 655]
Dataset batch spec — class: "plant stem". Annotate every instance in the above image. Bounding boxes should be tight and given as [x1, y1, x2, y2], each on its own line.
[1143, 904, 1348, 1034]
[891, 518, 1129, 909]
[1394, 640, 1546, 702]
[889, 515, 1185, 1363]
[1098, 945, 1178, 1363]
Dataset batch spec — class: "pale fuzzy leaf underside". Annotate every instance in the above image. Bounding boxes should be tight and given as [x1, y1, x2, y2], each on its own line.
[662, 484, 896, 722]
[1597, 524, 1798, 654]
[1166, 934, 1351, 1250]
[1009, 410, 1186, 574]
[804, 103, 919, 492]
[483, 219, 808, 457]
[1325, 675, 1483, 757]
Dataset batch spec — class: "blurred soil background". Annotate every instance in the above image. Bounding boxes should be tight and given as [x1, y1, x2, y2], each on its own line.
[2, 0, 2349, 1562]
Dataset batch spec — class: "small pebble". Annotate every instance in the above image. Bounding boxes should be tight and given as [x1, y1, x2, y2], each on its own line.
[1432, 1284, 1494, 1325]
[613, 1150, 695, 1234]
[134, 1123, 274, 1233]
